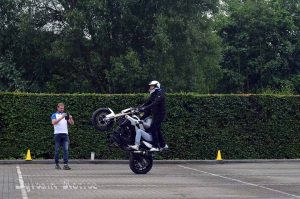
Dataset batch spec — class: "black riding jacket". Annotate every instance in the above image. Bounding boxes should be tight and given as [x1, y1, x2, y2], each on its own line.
[141, 88, 166, 120]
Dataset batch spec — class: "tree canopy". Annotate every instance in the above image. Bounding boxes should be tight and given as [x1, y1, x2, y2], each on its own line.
[216, 0, 300, 93]
[1, 0, 299, 94]
[0, 0, 221, 93]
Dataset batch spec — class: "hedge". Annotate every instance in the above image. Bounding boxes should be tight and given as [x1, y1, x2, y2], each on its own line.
[0, 92, 299, 160]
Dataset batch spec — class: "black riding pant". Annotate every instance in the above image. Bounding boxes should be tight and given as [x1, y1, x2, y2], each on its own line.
[151, 116, 166, 148]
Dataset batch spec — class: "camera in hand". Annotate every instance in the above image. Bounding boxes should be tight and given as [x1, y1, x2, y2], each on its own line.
[65, 113, 70, 120]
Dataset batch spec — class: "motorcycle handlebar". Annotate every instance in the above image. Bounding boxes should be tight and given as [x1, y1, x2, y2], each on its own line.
[111, 108, 140, 118]
[103, 107, 140, 122]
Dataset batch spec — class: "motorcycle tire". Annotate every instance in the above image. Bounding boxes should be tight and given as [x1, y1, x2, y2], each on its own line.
[91, 108, 115, 131]
[129, 153, 153, 174]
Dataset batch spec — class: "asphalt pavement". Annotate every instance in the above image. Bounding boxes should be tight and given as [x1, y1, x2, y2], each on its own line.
[1, 159, 300, 199]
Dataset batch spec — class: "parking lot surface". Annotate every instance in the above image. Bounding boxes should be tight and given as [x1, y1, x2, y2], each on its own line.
[1, 161, 300, 199]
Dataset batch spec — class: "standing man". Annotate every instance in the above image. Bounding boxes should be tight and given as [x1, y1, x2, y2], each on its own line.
[51, 103, 74, 170]
[139, 80, 168, 152]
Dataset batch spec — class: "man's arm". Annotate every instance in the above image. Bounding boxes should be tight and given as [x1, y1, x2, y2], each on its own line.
[142, 92, 164, 111]
[140, 96, 152, 108]
[67, 115, 74, 125]
[51, 114, 66, 125]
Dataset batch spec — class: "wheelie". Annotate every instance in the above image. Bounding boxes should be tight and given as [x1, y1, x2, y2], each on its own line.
[91, 80, 168, 174]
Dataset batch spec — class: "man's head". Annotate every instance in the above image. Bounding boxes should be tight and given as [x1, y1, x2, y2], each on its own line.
[148, 80, 160, 93]
[57, 103, 65, 113]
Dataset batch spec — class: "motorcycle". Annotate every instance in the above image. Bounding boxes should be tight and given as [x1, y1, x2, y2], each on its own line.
[91, 107, 155, 174]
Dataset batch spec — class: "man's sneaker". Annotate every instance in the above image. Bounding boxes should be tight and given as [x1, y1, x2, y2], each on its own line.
[63, 164, 71, 170]
[150, 147, 159, 152]
[55, 164, 61, 169]
[142, 141, 152, 149]
[160, 144, 169, 151]
[128, 144, 139, 150]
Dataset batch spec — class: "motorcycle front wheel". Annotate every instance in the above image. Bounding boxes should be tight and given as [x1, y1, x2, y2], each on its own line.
[129, 153, 153, 174]
[91, 108, 115, 131]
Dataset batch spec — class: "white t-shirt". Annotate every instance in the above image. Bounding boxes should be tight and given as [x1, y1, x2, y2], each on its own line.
[51, 112, 68, 134]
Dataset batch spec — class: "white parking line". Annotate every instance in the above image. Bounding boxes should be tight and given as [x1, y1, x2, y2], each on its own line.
[178, 165, 300, 198]
[16, 165, 28, 199]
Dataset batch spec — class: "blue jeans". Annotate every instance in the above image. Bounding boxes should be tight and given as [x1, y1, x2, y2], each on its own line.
[54, 134, 69, 164]
[135, 129, 152, 145]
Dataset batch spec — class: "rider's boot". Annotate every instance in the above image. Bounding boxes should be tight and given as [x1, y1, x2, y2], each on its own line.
[160, 144, 169, 151]
[128, 144, 139, 150]
[150, 147, 159, 152]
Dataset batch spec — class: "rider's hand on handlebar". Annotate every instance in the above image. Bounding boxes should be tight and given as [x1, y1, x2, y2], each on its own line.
[138, 107, 145, 112]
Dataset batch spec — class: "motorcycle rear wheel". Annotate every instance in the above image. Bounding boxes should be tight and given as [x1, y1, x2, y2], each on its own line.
[91, 108, 115, 131]
[129, 153, 153, 174]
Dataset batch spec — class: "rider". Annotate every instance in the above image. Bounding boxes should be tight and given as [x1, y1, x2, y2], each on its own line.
[128, 117, 153, 150]
[139, 80, 168, 152]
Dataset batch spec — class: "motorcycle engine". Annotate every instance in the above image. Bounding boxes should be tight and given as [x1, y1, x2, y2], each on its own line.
[110, 118, 135, 147]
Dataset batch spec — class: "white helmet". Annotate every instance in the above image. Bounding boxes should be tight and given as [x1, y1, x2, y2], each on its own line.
[148, 80, 160, 88]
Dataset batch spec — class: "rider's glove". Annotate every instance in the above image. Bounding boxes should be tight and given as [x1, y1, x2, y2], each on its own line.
[138, 107, 145, 112]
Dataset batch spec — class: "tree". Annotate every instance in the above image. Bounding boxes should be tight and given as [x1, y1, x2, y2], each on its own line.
[0, 0, 222, 93]
[144, 0, 222, 93]
[216, 0, 299, 93]
[0, 53, 25, 91]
